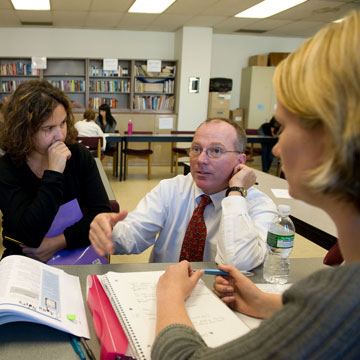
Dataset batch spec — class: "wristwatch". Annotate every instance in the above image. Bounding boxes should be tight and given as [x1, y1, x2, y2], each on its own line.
[225, 186, 247, 198]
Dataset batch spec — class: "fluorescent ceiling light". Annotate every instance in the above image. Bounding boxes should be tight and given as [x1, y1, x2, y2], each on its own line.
[235, 0, 307, 19]
[333, 18, 344, 23]
[11, 0, 50, 10]
[128, 0, 176, 14]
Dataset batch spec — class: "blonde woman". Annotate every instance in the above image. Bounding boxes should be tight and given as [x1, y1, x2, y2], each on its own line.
[152, 10, 360, 360]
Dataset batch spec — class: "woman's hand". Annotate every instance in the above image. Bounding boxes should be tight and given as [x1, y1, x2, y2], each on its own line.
[213, 264, 282, 319]
[157, 261, 203, 301]
[48, 141, 71, 174]
[155, 261, 204, 335]
[21, 234, 67, 263]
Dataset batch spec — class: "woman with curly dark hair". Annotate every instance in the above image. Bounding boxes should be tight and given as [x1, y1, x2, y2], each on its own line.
[0, 80, 110, 261]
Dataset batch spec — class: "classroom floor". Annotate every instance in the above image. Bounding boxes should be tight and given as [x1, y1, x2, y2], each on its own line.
[0, 156, 327, 262]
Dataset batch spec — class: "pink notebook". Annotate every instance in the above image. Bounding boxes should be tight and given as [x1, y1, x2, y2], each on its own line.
[87, 274, 130, 360]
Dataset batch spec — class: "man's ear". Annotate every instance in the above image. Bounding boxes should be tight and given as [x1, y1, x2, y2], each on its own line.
[236, 153, 247, 165]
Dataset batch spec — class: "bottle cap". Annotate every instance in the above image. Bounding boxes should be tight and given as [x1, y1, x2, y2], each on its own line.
[278, 204, 290, 216]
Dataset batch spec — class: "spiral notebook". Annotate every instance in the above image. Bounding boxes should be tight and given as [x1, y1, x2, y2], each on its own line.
[97, 271, 251, 360]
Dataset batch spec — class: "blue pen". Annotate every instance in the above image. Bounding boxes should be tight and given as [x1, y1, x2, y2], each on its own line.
[69, 335, 86, 360]
[202, 269, 254, 277]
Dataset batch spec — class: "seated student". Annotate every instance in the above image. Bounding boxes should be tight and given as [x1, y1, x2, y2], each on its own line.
[95, 103, 117, 151]
[90, 118, 277, 271]
[75, 109, 106, 151]
[0, 80, 111, 262]
[152, 11, 360, 359]
[258, 117, 281, 173]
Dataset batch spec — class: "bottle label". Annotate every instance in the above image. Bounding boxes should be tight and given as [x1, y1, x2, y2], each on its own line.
[267, 232, 294, 248]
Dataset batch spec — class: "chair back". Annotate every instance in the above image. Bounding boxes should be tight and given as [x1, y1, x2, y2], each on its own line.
[76, 136, 103, 158]
[171, 130, 195, 135]
[245, 129, 258, 135]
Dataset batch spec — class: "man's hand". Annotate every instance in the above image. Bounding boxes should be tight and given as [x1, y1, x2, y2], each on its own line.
[89, 210, 128, 256]
[48, 141, 72, 174]
[21, 234, 66, 263]
[229, 164, 256, 190]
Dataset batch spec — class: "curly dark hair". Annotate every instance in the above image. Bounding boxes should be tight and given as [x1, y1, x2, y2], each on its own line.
[0, 80, 78, 164]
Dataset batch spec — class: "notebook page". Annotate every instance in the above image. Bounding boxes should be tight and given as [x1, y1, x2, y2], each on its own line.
[99, 271, 251, 360]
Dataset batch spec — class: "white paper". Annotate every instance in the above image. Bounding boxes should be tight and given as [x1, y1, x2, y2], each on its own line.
[147, 59, 161, 72]
[158, 117, 173, 129]
[271, 188, 292, 199]
[31, 56, 47, 69]
[103, 58, 118, 71]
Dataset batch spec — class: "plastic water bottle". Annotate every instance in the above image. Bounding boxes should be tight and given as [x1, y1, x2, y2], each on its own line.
[263, 205, 295, 284]
[127, 119, 133, 135]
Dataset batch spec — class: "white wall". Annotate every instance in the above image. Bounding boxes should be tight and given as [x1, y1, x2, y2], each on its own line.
[175, 27, 213, 130]
[211, 34, 306, 110]
[0, 27, 175, 59]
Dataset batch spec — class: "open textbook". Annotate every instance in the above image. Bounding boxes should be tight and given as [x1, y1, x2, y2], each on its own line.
[0, 255, 90, 338]
[97, 271, 292, 360]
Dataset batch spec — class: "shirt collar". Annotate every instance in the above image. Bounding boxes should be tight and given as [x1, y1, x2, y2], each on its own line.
[194, 184, 226, 211]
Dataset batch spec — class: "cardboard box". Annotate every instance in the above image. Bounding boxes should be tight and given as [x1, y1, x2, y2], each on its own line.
[208, 108, 230, 119]
[230, 108, 245, 128]
[208, 92, 231, 109]
[268, 52, 290, 66]
[248, 55, 268, 67]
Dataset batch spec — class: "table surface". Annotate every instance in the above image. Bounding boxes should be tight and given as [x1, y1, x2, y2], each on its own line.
[0, 258, 327, 359]
[253, 169, 337, 249]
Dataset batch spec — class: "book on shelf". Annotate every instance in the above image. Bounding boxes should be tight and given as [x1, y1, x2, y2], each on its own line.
[93, 271, 251, 360]
[90, 97, 118, 109]
[0, 255, 90, 338]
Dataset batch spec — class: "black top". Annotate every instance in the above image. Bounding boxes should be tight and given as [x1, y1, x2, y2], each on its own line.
[0, 142, 111, 257]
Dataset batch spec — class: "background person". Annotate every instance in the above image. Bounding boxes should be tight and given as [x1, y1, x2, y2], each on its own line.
[152, 11, 360, 360]
[95, 103, 117, 151]
[75, 109, 106, 151]
[258, 116, 281, 173]
[0, 80, 111, 261]
[90, 118, 277, 271]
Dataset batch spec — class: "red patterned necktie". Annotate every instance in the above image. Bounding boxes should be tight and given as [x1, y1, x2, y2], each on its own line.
[179, 195, 212, 262]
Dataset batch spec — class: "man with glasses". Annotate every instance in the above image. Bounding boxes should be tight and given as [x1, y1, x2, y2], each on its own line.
[90, 118, 277, 270]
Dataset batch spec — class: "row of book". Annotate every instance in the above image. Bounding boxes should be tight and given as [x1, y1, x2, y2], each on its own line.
[0, 62, 40, 76]
[89, 97, 118, 109]
[0, 79, 25, 92]
[89, 65, 129, 77]
[134, 64, 175, 78]
[135, 79, 174, 93]
[89, 80, 130, 93]
[49, 80, 85, 92]
[133, 95, 175, 111]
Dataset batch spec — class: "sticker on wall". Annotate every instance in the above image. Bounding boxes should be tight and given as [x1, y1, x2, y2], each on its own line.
[257, 104, 265, 110]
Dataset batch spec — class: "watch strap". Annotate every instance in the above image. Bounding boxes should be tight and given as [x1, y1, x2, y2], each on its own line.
[225, 186, 247, 198]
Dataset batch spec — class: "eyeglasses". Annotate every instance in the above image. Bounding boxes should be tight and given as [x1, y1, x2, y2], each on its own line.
[187, 145, 240, 159]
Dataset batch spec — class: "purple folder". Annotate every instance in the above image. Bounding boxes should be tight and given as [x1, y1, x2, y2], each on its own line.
[46, 199, 109, 265]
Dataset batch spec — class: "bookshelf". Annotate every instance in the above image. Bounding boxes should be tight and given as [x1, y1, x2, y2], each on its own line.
[43, 59, 86, 112]
[0, 57, 177, 114]
[133, 60, 176, 113]
[0, 58, 40, 103]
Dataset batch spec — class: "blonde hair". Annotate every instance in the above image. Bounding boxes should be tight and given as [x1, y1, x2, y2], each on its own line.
[273, 10, 360, 208]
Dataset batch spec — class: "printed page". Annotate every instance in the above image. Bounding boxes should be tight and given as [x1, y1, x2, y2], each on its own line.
[101, 271, 250, 360]
[0, 255, 89, 338]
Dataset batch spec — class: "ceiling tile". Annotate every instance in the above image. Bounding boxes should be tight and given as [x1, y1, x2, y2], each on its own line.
[52, 11, 88, 28]
[51, 0, 92, 11]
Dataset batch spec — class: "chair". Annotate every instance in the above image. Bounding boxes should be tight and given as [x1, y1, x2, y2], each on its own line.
[171, 130, 195, 175]
[76, 136, 103, 159]
[124, 131, 153, 180]
[103, 130, 119, 177]
[244, 129, 262, 167]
